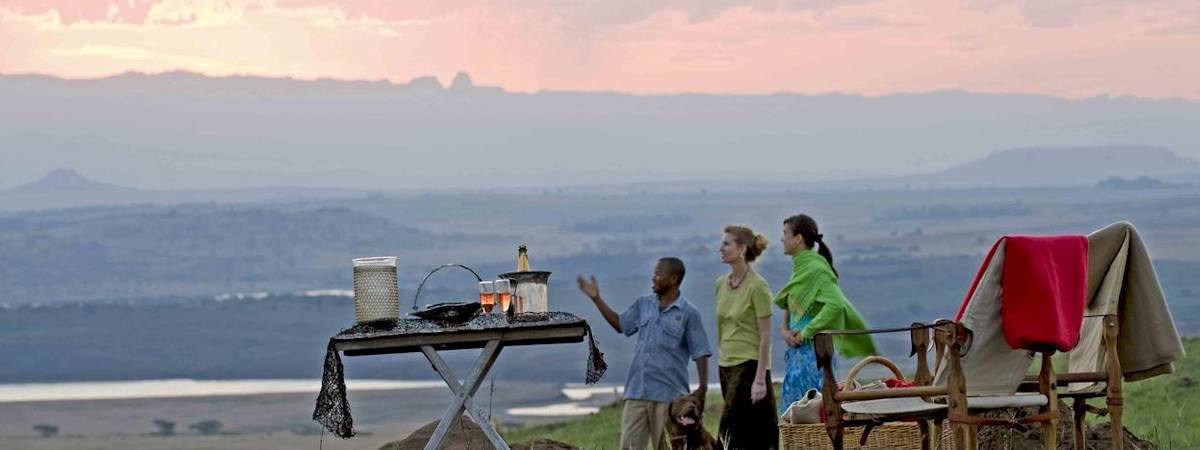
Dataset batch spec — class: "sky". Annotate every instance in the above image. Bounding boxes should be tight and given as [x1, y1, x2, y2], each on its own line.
[1, 0, 1198, 99]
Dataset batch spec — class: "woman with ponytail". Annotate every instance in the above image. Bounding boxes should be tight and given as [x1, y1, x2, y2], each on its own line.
[775, 214, 876, 415]
[715, 225, 778, 448]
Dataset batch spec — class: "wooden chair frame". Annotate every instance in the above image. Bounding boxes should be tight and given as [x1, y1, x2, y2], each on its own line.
[1020, 313, 1124, 450]
[817, 320, 1062, 450]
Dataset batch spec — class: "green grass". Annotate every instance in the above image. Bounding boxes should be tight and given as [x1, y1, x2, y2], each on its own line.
[1118, 338, 1199, 449]
[504, 339, 1200, 449]
[503, 392, 727, 449]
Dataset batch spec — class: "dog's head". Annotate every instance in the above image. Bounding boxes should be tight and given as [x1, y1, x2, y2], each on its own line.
[669, 392, 704, 429]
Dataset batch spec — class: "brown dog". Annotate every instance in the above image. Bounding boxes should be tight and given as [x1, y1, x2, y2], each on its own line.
[665, 392, 721, 450]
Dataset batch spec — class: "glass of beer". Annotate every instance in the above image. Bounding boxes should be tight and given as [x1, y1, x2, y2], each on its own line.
[478, 281, 496, 314]
[494, 279, 512, 315]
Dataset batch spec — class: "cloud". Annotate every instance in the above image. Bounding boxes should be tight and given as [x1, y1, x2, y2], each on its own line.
[0, 0, 157, 25]
[51, 44, 226, 69]
[1, 0, 1198, 99]
[960, 0, 1195, 28]
[274, 0, 878, 27]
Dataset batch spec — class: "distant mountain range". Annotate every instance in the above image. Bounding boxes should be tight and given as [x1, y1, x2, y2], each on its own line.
[4, 144, 1198, 210]
[861, 145, 1200, 189]
[7, 168, 131, 194]
[0, 168, 366, 211]
[2, 71, 1199, 192]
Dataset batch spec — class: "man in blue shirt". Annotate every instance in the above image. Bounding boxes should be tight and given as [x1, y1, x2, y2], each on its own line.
[578, 257, 712, 450]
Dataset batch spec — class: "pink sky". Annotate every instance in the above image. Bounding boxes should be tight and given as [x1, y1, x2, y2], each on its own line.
[1, 0, 1197, 98]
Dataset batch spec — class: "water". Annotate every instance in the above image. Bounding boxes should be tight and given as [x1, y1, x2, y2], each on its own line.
[0, 378, 592, 440]
[0, 379, 445, 403]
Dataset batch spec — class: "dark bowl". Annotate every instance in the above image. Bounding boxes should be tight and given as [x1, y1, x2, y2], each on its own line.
[498, 271, 551, 284]
[411, 301, 480, 324]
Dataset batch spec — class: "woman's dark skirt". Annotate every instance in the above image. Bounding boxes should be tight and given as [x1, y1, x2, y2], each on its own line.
[718, 360, 779, 450]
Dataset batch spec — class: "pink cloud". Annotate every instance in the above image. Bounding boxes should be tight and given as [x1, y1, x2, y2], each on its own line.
[0, 0, 157, 24]
[0, 0, 1197, 99]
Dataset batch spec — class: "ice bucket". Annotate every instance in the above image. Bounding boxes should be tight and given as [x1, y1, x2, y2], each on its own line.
[353, 256, 399, 324]
[499, 271, 551, 313]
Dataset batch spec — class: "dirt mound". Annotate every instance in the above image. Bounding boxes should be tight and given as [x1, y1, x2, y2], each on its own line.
[377, 417, 578, 450]
[971, 402, 1155, 450]
[378, 417, 492, 450]
[512, 438, 579, 450]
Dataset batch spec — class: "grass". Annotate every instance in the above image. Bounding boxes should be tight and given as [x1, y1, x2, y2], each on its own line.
[503, 392, 727, 449]
[1118, 338, 1199, 449]
[504, 339, 1200, 449]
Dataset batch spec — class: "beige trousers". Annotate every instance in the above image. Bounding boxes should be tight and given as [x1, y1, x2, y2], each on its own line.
[620, 399, 670, 450]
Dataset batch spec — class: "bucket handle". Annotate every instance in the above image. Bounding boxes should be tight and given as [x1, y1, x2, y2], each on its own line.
[412, 263, 483, 311]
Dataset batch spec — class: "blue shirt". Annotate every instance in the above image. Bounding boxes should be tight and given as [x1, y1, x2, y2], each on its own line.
[619, 294, 713, 403]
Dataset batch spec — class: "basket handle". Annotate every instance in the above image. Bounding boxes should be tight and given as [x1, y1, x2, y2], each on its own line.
[412, 264, 483, 311]
[843, 355, 906, 391]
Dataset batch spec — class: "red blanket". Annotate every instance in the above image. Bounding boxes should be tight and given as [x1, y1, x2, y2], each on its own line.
[957, 235, 1088, 352]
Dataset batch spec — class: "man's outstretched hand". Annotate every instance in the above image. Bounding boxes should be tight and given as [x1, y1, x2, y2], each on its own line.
[577, 275, 601, 301]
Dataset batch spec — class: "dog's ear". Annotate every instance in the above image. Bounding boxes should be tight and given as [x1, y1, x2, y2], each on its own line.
[669, 395, 686, 414]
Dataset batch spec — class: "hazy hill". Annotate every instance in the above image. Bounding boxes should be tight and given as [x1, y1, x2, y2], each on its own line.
[2, 71, 1199, 191]
[864, 145, 1200, 188]
[5, 168, 132, 194]
[0, 203, 484, 303]
[0, 169, 365, 211]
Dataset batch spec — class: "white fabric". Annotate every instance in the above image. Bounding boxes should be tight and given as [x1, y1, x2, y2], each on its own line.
[933, 241, 1036, 395]
[780, 389, 823, 424]
[843, 398, 948, 418]
[1067, 231, 1128, 392]
[966, 393, 1048, 410]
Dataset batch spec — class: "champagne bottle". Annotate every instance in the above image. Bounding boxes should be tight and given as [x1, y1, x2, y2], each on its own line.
[517, 244, 531, 271]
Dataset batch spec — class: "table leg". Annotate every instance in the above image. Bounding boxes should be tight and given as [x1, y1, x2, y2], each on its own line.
[422, 340, 507, 450]
[421, 344, 511, 450]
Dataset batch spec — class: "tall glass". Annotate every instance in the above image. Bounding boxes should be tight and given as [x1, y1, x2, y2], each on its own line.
[478, 281, 496, 314]
[494, 279, 513, 314]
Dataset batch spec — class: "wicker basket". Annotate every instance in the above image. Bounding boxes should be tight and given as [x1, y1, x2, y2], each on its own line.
[780, 422, 923, 450]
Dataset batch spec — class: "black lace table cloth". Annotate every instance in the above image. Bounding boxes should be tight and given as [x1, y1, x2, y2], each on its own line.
[314, 312, 606, 441]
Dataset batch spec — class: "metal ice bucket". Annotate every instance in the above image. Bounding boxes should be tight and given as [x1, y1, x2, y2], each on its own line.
[499, 271, 551, 313]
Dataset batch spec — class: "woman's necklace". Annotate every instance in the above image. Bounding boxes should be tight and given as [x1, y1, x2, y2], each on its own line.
[728, 269, 749, 289]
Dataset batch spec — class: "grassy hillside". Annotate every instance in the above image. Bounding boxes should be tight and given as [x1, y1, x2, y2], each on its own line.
[1121, 338, 1198, 448]
[505, 339, 1199, 449]
[503, 392, 727, 448]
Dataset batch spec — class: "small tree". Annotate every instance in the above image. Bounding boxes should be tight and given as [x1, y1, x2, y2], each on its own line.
[152, 419, 176, 436]
[33, 424, 59, 438]
[188, 419, 223, 435]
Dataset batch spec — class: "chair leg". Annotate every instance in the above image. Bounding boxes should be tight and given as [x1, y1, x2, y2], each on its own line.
[1038, 352, 1059, 450]
[1073, 398, 1087, 450]
[829, 425, 845, 450]
[930, 420, 943, 450]
[1109, 400, 1124, 450]
[1043, 411, 1059, 450]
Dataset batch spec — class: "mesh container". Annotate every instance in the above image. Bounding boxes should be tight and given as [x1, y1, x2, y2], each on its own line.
[353, 257, 399, 324]
[780, 422, 923, 450]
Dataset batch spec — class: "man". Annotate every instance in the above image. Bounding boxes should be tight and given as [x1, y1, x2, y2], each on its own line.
[578, 257, 712, 450]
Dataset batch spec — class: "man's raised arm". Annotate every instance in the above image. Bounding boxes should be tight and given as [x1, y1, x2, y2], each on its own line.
[578, 275, 624, 333]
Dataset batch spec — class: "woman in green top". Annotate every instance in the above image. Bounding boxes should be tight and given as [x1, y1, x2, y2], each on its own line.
[715, 225, 778, 449]
[775, 214, 876, 415]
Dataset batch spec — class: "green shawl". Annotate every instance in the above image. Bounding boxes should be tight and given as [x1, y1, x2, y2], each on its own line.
[773, 250, 876, 358]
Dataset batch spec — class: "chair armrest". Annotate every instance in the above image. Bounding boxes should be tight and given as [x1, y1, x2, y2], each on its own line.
[815, 323, 942, 336]
[836, 385, 949, 402]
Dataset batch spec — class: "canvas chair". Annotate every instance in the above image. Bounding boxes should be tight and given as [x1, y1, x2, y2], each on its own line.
[1018, 221, 1186, 450]
[816, 236, 1088, 450]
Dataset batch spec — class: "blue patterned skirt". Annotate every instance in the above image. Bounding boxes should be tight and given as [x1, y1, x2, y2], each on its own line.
[779, 313, 836, 415]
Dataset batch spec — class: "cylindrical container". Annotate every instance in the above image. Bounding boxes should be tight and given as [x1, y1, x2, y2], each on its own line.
[353, 257, 399, 324]
[499, 271, 551, 313]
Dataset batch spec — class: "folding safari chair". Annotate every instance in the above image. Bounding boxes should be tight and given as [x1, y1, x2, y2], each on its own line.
[1019, 221, 1186, 450]
[816, 235, 1089, 450]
